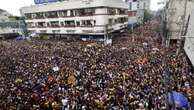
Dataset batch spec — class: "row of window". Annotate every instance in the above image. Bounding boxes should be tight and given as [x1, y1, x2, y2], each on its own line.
[128, 2, 147, 11]
[24, 8, 128, 20]
[31, 29, 104, 34]
[27, 17, 128, 28]
[109, 17, 128, 25]
[27, 20, 96, 28]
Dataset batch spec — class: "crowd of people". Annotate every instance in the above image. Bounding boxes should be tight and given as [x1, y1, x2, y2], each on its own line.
[0, 20, 193, 110]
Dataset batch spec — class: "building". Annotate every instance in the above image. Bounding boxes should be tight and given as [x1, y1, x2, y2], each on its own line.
[0, 9, 25, 39]
[184, 9, 194, 67]
[0, 9, 12, 22]
[126, 0, 150, 25]
[20, 0, 128, 39]
[165, 0, 194, 41]
[164, 0, 194, 66]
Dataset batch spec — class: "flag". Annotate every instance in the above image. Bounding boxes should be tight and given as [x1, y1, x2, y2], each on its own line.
[168, 91, 189, 108]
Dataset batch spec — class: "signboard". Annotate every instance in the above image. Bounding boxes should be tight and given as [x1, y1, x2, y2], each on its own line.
[34, 0, 59, 4]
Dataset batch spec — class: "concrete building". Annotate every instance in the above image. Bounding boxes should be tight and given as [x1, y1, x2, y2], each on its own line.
[184, 9, 194, 67]
[20, 0, 128, 39]
[164, 0, 194, 66]
[126, 0, 150, 25]
[0, 9, 12, 22]
[0, 9, 25, 39]
[166, 0, 194, 41]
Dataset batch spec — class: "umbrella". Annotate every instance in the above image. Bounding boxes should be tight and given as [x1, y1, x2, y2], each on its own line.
[168, 91, 189, 108]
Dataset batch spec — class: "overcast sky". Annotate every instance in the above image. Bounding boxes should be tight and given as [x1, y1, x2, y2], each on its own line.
[1, 0, 163, 16]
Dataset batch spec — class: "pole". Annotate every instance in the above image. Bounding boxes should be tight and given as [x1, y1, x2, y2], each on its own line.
[104, 25, 108, 45]
[141, 16, 144, 38]
[141, 9, 145, 38]
[132, 23, 134, 42]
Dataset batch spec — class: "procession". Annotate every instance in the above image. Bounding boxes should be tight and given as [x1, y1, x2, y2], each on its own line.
[0, 20, 193, 110]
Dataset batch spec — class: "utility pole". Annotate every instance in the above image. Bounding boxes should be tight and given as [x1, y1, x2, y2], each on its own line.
[131, 23, 134, 42]
[104, 25, 109, 45]
[141, 12, 144, 38]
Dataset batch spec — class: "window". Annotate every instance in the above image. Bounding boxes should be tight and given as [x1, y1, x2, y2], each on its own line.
[129, 2, 132, 10]
[108, 8, 117, 15]
[58, 10, 68, 17]
[35, 13, 44, 19]
[81, 20, 94, 27]
[26, 22, 35, 28]
[50, 21, 60, 27]
[75, 8, 95, 16]
[25, 13, 33, 19]
[118, 9, 127, 15]
[118, 17, 128, 23]
[109, 19, 114, 25]
[70, 10, 74, 16]
[37, 22, 46, 28]
[76, 21, 80, 26]
[64, 20, 75, 27]
[143, 2, 146, 9]
[45, 11, 58, 18]
[60, 22, 64, 27]
[137, 1, 140, 9]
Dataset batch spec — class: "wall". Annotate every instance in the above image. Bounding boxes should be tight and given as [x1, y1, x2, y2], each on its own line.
[167, 0, 194, 40]
[20, 0, 128, 15]
[184, 9, 194, 67]
[127, 0, 150, 25]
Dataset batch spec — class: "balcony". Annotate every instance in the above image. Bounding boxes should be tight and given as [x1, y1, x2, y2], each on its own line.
[75, 8, 95, 16]
[37, 22, 46, 28]
[80, 20, 95, 27]
[34, 13, 45, 19]
[48, 21, 60, 28]
[63, 21, 76, 27]
[45, 12, 58, 18]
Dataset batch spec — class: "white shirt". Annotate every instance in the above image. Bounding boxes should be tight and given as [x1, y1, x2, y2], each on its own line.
[62, 99, 68, 106]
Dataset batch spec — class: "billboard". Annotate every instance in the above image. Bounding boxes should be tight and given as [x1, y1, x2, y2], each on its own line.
[34, 0, 59, 4]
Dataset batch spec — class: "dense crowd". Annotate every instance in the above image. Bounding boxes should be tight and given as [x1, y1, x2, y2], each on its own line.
[0, 20, 193, 110]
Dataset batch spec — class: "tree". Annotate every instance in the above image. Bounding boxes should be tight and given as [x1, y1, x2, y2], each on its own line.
[143, 10, 152, 23]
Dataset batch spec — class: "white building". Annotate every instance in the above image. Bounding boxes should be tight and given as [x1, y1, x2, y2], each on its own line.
[127, 0, 150, 25]
[20, 0, 128, 38]
[0, 9, 24, 38]
[184, 9, 194, 67]
[166, 0, 194, 40]
[0, 9, 12, 22]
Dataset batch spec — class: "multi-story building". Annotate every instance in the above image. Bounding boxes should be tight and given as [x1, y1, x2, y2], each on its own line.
[184, 9, 194, 67]
[166, 0, 194, 41]
[0, 9, 12, 22]
[20, 0, 128, 39]
[0, 9, 25, 39]
[126, 0, 150, 25]
[164, 0, 194, 66]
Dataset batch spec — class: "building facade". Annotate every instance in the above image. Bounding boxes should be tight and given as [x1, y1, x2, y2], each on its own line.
[0, 10, 25, 38]
[184, 9, 194, 67]
[166, 0, 194, 40]
[127, 0, 150, 25]
[20, 0, 128, 37]
[165, 0, 194, 66]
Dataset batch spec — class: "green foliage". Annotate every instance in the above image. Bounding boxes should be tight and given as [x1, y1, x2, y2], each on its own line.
[143, 10, 152, 23]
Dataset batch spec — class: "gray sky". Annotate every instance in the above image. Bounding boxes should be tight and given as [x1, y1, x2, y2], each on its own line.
[1, 0, 163, 16]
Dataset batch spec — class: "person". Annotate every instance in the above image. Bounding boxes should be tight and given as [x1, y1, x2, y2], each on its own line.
[0, 20, 193, 109]
[62, 97, 69, 110]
